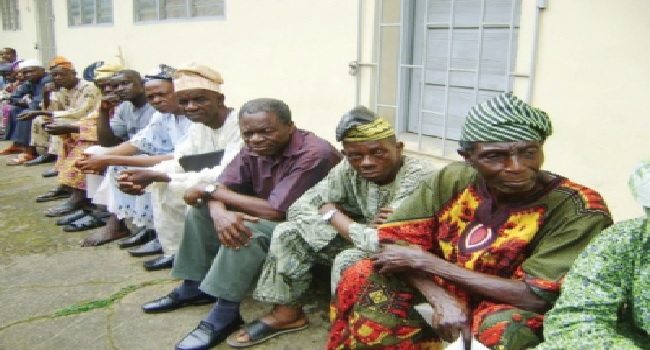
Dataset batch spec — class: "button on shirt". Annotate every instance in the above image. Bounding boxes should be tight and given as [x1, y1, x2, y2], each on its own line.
[218, 129, 342, 212]
[109, 101, 156, 141]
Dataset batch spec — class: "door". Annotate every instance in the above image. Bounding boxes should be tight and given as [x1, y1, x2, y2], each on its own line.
[34, 0, 56, 65]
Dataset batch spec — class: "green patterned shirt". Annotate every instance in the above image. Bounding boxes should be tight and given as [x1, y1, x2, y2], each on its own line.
[537, 217, 649, 349]
[289, 156, 434, 252]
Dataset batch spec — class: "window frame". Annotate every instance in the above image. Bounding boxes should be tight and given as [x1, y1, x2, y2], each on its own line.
[67, 0, 114, 27]
[133, 0, 226, 23]
[1, 0, 21, 31]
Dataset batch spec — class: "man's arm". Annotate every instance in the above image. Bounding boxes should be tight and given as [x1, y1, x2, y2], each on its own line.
[373, 245, 550, 313]
[211, 184, 285, 221]
[97, 100, 124, 146]
[537, 219, 643, 349]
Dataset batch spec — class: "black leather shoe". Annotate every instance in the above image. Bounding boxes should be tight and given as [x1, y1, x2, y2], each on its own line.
[175, 318, 244, 350]
[42, 168, 59, 177]
[143, 255, 174, 271]
[24, 154, 57, 167]
[128, 238, 162, 257]
[142, 292, 216, 314]
[117, 228, 155, 249]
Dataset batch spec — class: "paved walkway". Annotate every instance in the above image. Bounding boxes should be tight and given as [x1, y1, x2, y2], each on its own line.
[0, 140, 330, 350]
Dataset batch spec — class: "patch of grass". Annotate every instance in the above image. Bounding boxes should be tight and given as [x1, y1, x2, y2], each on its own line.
[54, 279, 168, 317]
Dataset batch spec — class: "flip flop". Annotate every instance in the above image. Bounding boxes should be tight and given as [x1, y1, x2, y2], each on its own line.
[63, 215, 109, 232]
[226, 319, 309, 348]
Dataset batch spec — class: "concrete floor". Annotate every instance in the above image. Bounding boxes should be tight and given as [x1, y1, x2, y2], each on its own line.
[0, 140, 330, 350]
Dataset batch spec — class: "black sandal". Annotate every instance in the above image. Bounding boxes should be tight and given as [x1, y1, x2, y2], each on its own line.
[63, 215, 109, 232]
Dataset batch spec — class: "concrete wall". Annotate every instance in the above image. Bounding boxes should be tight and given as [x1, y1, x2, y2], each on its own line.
[48, 0, 359, 144]
[2, 0, 646, 220]
[0, 0, 40, 61]
[519, 0, 649, 220]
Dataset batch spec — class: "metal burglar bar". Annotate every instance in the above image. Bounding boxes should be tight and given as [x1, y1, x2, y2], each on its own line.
[376, 0, 528, 159]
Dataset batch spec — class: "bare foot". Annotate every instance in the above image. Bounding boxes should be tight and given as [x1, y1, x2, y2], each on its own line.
[80, 214, 130, 247]
[235, 305, 308, 344]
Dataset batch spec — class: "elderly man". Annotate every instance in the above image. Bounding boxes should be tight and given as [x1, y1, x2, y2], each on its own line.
[227, 106, 435, 347]
[116, 63, 243, 271]
[2, 59, 51, 164]
[537, 161, 649, 350]
[141, 98, 341, 350]
[19, 57, 100, 172]
[76, 67, 190, 247]
[327, 92, 613, 350]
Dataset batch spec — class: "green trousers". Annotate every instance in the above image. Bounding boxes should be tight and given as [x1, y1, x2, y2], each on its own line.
[171, 204, 280, 302]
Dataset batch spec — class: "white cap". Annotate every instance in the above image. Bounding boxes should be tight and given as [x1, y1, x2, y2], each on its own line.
[18, 59, 44, 69]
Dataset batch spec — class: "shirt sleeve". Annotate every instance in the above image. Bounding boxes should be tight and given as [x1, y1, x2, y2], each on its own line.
[267, 153, 339, 212]
[51, 83, 100, 120]
[127, 113, 173, 155]
[109, 104, 129, 140]
[537, 218, 644, 350]
[519, 201, 612, 304]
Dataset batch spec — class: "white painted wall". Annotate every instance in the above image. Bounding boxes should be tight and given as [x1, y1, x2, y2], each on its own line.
[520, 0, 649, 220]
[3, 0, 646, 221]
[0, 0, 40, 62]
[50, 0, 359, 144]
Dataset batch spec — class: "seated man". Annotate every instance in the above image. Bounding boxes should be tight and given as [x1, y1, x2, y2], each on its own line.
[328, 92, 613, 350]
[537, 160, 649, 350]
[116, 62, 244, 271]
[45, 63, 124, 231]
[141, 98, 341, 350]
[19, 57, 100, 173]
[76, 68, 190, 247]
[229, 106, 435, 347]
[2, 59, 51, 164]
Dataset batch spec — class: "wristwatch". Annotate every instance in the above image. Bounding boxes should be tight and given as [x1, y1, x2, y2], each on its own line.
[321, 209, 338, 224]
[203, 183, 217, 199]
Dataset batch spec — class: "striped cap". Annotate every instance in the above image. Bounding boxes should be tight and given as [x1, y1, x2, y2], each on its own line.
[460, 92, 552, 142]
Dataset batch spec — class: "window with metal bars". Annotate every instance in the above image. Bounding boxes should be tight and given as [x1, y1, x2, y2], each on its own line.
[133, 0, 225, 22]
[1, 0, 20, 31]
[67, 0, 113, 26]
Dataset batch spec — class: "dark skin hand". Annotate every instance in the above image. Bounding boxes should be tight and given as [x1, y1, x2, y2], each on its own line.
[318, 203, 393, 241]
[207, 200, 258, 248]
[182, 184, 281, 248]
[17, 110, 51, 121]
[116, 169, 169, 195]
[372, 245, 549, 313]
[44, 123, 79, 135]
[407, 273, 471, 343]
[75, 154, 111, 174]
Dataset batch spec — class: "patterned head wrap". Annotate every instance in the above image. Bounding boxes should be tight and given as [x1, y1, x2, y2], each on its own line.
[18, 59, 43, 70]
[336, 106, 396, 142]
[144, 64, 175, 82]
[93, 62, 123, 80]
[49, 56, 74, 70]
[629, 160, 650, 209]
[173, 62, 223, 93]
[460, 92, 552, 142]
